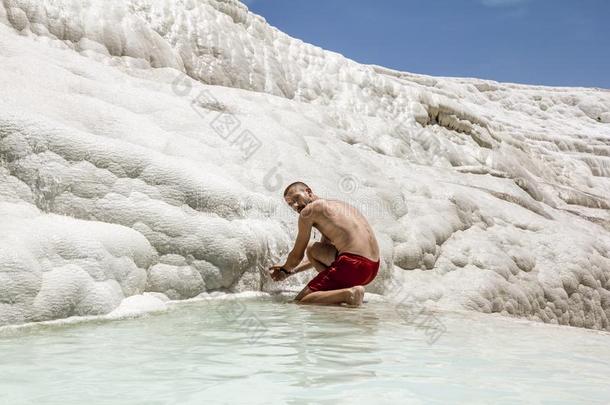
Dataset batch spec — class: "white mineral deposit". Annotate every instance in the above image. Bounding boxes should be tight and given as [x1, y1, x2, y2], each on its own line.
[1, 1, 609, 403]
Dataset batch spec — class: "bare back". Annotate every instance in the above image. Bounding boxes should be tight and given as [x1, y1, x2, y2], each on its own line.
[307, 199, 379, 261]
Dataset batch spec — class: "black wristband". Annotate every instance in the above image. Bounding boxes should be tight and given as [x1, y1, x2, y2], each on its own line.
[279, 267, 291, 275]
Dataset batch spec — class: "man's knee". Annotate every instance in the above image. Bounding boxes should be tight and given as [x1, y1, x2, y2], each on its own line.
[306, 242, 322, 261]
[295, 286, 313, 301]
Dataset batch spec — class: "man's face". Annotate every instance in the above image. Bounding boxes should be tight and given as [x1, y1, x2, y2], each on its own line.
[284, 187, 312, 213]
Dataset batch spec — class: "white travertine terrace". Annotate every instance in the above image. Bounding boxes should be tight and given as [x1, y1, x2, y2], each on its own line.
[1, 0, 609, 329]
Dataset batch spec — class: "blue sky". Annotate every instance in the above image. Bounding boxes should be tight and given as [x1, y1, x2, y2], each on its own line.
[244, 0, 610, 88]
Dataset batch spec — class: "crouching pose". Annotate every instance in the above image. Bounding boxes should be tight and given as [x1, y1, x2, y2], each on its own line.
[269, 182, 380, 306]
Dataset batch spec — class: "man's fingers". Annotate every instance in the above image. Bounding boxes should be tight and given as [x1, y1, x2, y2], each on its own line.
[268, 267, 280, 281]
[268, 265, 290, 282]
[268, 266, 281, 277]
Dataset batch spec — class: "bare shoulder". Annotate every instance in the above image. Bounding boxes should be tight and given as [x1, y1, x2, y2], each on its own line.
[298, 200, 320, 222]
[298, 199, 327, 222]
[318, 199, 362, 221]
[326, 199, 360, 215]
[309, 199, 328, 212]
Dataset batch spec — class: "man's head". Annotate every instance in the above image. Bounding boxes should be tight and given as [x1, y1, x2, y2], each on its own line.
[283, 181, 315, 213]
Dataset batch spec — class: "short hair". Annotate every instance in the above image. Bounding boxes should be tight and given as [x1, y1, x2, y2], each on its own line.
[283, 181, 310, 197]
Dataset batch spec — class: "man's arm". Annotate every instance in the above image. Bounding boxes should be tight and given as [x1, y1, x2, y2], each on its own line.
[290, 228, 331, 273]
[291, 258, 314, 273]
[282, 208, 313, 271]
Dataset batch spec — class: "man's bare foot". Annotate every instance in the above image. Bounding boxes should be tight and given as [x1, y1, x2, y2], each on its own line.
[346, 286, 365, 306]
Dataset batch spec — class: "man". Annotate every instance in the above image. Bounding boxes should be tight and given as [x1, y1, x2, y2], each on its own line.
[269, 181, 380, 306]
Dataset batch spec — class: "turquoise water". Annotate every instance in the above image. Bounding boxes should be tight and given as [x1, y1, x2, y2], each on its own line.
[1, 296, 609, 404]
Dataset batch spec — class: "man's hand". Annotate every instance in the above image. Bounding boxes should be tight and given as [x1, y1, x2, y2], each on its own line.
[268, 265, 292, 282]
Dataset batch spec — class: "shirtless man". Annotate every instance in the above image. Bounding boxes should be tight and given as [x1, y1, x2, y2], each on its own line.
[269, 182, 380, 306]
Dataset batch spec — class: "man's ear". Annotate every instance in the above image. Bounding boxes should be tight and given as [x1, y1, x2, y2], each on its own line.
[305, 187, 312, 196]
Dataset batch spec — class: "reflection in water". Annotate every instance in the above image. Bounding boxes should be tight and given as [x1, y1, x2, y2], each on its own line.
[1, 297, 610, 404]
[285, 304, 382, 388]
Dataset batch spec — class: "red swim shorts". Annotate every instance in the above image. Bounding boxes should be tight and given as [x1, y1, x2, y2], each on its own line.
[307, 253, 380, 292]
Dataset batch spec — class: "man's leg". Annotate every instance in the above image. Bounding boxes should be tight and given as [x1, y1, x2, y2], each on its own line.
[306, 242, 337, 273]
[297, 286, 365, 306]
[297, 243, 365, 306]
